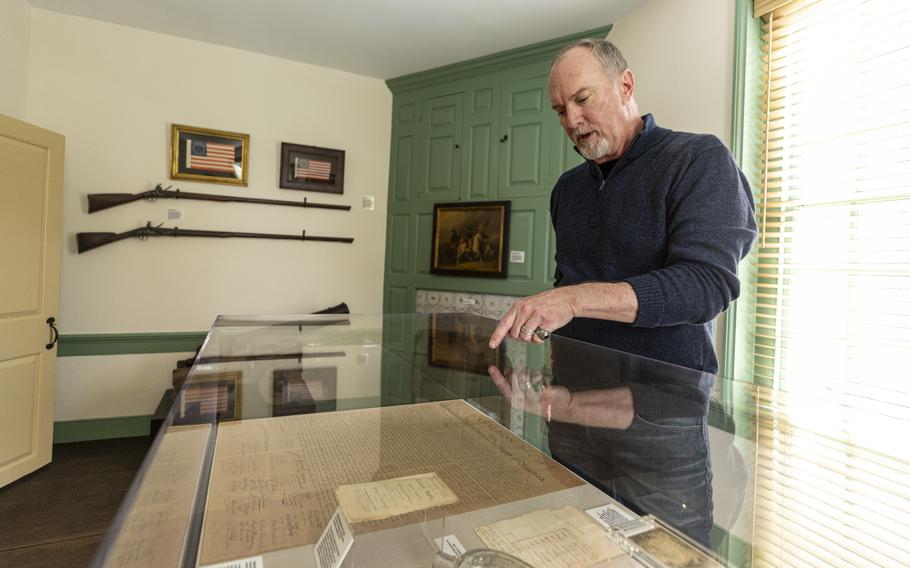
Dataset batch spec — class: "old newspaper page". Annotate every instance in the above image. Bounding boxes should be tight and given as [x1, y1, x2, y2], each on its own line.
[198, 400, 581, 565]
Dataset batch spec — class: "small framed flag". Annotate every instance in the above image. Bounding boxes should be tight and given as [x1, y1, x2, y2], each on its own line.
[170, 124, 249, 186]
[279, 142, 345, 194]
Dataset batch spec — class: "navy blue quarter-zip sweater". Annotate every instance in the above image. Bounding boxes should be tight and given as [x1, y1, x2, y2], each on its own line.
[550, 114, 757, 373]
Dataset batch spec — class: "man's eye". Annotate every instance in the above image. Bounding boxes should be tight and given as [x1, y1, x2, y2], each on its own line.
[578, 96, 589, 104]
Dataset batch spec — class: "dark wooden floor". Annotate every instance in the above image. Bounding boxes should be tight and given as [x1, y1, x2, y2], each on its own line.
[0, 436, 152, 568]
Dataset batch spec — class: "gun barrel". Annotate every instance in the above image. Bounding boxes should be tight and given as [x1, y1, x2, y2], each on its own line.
[76, 225, 353, 253]
[87, 187, 351, 212]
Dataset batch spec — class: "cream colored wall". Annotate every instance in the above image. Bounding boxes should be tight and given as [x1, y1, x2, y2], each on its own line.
[25, 9, 391, 422]
[27, 9, 392, 333]
[609, 0, 737, 366]
[0, 0, 30, 119]
[609, 0, 735, 145]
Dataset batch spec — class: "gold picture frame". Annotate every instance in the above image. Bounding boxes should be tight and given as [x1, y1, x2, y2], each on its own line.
[431, 201, 510, 278]
[170, 124, 249, 186]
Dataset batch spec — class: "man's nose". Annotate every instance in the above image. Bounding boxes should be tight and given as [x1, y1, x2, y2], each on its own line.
[564, 106, 583, 128]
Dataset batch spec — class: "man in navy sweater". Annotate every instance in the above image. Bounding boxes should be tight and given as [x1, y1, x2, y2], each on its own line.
[488, 39, 756, 373]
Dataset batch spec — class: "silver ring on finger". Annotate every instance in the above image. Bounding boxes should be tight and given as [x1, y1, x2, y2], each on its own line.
[534, 327, 551, 341]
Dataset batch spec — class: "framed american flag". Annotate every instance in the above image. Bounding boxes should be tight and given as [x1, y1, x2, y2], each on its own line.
[279, 142, 345, 194]
[172, 371, 242, 425]
[170, 124, 249, 186]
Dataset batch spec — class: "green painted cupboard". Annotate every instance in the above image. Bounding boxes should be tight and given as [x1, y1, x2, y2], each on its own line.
[382, 26, 611, 314]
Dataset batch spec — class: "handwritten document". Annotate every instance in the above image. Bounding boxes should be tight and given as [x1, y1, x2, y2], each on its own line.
[335, 473, 458, 522]
[102, 424, 211, 568]
[475, 506, 624, 568]
[198, 400, 582, 565]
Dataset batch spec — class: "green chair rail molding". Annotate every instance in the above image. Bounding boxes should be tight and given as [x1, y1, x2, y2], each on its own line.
[57, 331, 208, 357]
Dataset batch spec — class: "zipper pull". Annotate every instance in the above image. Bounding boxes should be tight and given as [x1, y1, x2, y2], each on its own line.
[598, 179, 606, 191]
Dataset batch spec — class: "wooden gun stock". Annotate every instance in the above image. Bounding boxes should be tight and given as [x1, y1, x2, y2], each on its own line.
[77, 231, 132, 253]
[87, 193, 147, 213]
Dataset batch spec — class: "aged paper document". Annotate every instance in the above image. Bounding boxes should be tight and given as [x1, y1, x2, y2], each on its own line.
[101, 424, 211, 568]
[335, 473, 458, 522]
[475, 506, 624, 568]
[198, 399, 582, 565]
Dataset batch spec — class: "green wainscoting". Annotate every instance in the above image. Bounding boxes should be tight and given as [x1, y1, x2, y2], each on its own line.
[383, 26, 612, 314]
[57, 331, 207, 357]
[53, 415, 151, 443]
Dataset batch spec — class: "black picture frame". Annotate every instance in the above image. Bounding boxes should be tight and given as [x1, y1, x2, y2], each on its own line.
[271, 367, 337, 417]
[279, 142, 345, 194]
[431, 201, 510, 278]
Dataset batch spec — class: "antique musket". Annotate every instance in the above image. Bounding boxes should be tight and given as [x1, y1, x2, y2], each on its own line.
[77, 222, 353, 253]
[87, 184, 350, 213]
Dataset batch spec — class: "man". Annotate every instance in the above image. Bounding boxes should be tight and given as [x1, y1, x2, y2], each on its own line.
[488, 38, 756, 373]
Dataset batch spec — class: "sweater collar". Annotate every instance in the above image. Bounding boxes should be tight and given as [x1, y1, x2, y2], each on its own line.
[578, 113, 659, 178]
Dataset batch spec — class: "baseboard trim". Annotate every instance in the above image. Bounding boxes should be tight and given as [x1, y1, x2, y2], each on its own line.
[53, 415, 151, 443]
[57, 331, 207, 357]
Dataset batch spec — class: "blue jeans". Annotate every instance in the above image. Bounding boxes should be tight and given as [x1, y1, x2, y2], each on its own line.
[548, 413, 714, 547]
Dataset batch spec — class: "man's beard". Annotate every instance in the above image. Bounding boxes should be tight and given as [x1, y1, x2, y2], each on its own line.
[573, 129, 611, 161]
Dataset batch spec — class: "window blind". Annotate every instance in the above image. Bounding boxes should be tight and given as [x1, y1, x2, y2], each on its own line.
[750, 0, 910, 566]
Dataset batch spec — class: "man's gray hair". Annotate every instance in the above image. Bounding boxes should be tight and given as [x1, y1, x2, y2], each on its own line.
[551, 38, 629, 79]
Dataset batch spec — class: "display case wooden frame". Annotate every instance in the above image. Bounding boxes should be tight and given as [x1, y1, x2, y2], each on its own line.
[279, 142, 345, 194]
[431, 201, 510, 278]
[170, 124, 249, 186]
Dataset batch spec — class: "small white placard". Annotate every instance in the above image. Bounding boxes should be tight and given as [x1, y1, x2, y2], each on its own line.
[200, 555, 263, 568]
[509, 250, 525, 263]
[314, 507, 354, 568]
[362, 195, 375, 210]
[167, 207, 183, 221]
[586, 503, 650, 536]
[434, 534, 467, 557]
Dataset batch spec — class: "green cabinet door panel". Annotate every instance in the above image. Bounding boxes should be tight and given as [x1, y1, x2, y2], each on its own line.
[463, 80, 500, 200]
[421, 93, 463, 202]
[498, 63, 560, 198]
[389, 214, 411, 274]
[385, 285, 413, 316]
[391, 95, 421, 204]
[416, 212, 435, 275]
[506, 208, 537, 281]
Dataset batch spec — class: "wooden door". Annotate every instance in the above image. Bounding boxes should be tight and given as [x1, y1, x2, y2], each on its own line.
[0, 113, 64, 488]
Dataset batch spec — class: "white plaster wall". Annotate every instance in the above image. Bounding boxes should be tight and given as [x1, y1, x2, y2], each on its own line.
[608, 0, 735, 145]
[0, 0, 30, 119]
[26, 9, 392, 334]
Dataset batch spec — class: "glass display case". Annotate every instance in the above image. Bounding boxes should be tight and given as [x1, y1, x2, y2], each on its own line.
[90, 313, 910, 568]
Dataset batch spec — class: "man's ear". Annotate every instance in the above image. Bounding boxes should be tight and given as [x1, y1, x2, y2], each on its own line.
[619, 68, 635, 103]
